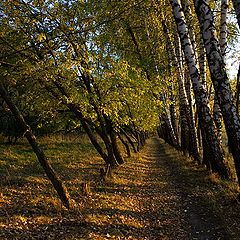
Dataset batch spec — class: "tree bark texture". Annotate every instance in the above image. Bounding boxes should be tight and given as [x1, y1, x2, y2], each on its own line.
[117, 133, 131, 157]
[220, 0, 228, 60]
[162, 20, 201, 162]
[169, 0, 230, 179]
[120, 128, 138, 153]
[199, 39, 207, 88]
[213, 95, 223, 143]
[194, 0, 240, 184]
[235, 63, 240, 114]
[232, 0, 240, 29]
[212, 0, 229, 144]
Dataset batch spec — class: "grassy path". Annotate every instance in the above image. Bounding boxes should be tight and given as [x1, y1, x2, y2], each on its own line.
[1, 137, 239, 239]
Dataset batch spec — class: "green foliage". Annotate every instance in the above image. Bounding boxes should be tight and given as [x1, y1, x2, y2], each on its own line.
[0, 0, 167, 138]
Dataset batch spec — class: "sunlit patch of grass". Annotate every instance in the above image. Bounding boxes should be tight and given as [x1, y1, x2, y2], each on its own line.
[30, 195, 62, 210]
[0, 134, 105, 218]
[0, 145, 37, 177]
[0, 192, 12, 208]
[208, 173, 221, 184]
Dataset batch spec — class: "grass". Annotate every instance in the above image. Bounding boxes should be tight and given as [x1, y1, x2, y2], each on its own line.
[0, 134, 240, 239]
[0, 133, 107, 238]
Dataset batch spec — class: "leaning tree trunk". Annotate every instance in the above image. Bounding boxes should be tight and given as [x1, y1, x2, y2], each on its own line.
[185, 70, 201, 161]
[0, 82, 71, 209]
[80, 74, 120, 167]
[199, 39, 207, 88]
[117, 133, 131, 157]
[160, 92, 180, 149]
[194, 0, 240, 184]
[169, 0, 230, 179]
[175, 33, 201, 163]
[106, 119, 124, 165]
[162, 112, 180, 148]
[220, 0, 228, 60]
[213, 95, 223, 143]
[162, 20, 201, 162]
[213, 0, 228, 144]
[232, 0, 240, 29]
[198, 38, 210, 163]
[42, 79, 113, 166]
[169, 86, 179, 141]
[235, 63, 240, 114]
[120, 128, 138, 153]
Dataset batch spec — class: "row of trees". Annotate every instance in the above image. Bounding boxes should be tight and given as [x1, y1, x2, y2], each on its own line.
[0, 0, 240, 208]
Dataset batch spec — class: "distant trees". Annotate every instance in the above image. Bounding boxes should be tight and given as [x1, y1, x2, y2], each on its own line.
[1, 0, 240, 200]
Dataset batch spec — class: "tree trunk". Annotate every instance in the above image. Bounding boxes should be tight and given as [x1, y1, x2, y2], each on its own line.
[199, 39, 207, 88]
[212, 0, 228, 144]
[220, 0, 228, 60]
[120, 128, 138, 153]
[198, 39, 210, 161]
[162, 20, 201, 162]
[170, 89, 179, 141]
[117, 133, 131, 157]
[169, 0, 230, 179]
[0, 82, 71, 209]
[213, 95, 223, 143]
[185, 71, 200, 162]
[106, 119, 124, 165]
[232, 0, 240, 29]
[200, 121, 211, 171]
[194, 0, 240, 182]
[162, 112, 180, 149]
[235, 63, 240, 114]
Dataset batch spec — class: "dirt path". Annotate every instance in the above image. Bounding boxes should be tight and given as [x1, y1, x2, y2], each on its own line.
[137, 137, 230, 239]
[1, 137, 239, 239]
[81, 137, 237, 239]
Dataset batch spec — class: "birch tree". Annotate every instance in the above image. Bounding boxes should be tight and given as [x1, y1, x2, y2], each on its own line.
[213, 0, 229, 143]
[169, 0, 230, 178]
[194, 0, 240, 185]
[162, 20, 201, 162]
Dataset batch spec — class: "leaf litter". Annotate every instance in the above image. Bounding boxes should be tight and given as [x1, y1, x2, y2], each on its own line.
[0, 137, 240, 239]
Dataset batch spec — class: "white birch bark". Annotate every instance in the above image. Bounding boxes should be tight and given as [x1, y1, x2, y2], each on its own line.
[220, 0, 228, 61]
[199, 39, 207, 90]
[194, 0, 240, 183]
[181, 0, 198, 65]
[162, 20, 189, 154]
[169, 0, 230, 178]
[181, 0, 209, 161]
[169, 85, 179, 140]
[160, 94, 180, 148]
[174, 31, 201, 163]
[213, 0, 228, 144]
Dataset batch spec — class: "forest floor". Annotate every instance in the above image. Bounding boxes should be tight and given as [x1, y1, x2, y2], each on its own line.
[0, 136, 240, 239]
